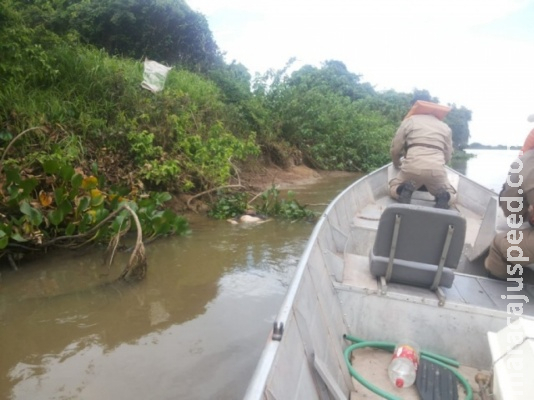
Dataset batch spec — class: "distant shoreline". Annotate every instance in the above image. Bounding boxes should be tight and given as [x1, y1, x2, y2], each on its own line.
[466, 144, 521, 150]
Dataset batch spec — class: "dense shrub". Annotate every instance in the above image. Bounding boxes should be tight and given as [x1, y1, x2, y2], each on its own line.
[0, 0, 472, 262]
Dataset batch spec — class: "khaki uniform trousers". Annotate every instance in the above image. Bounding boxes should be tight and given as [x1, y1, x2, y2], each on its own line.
[389, 168, 455, 203]
[485, 228, 534, 279]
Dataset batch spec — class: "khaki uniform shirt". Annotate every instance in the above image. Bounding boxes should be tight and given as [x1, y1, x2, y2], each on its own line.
[390, 114, 453, 172]
[499, 150, 534, 218]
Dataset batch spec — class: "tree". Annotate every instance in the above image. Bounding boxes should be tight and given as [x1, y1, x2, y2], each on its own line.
[28, 0, 223, 70]
[207, 61, 252, 104]
[286, 60, 376, 101]
[354, 90, 412, 123]
[258, 61, 394, 171]
[445, 105, 472, 150]
[411, 89, 439, 104]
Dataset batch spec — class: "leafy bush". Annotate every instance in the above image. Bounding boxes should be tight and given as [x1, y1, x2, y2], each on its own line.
[208, 186, 316, 222]
[256, 187, 316, 222]
[208, 191, 249, 219]
[0, 156, 189, 252]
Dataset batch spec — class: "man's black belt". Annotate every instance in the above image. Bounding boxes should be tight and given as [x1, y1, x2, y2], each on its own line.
[406, 143, 443, 152]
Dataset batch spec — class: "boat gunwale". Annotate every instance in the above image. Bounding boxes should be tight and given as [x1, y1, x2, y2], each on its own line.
[243, 165, 389, 399]
[244, 163, 511, 399]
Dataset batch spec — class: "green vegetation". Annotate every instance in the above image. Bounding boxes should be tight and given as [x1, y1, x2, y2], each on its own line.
[255, 187, 316, 222]
[208, 186, 316, 222]
[451, 150, 475, 162]
[0, 0, 472, 266]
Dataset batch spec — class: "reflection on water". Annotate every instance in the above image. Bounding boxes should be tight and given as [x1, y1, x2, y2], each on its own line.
[0, 173, 359, 400]
[452, 149, 520, 193]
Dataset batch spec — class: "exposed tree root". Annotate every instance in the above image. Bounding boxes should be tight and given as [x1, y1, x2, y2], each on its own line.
[116, 205, 147, 282]
[4, 203, 148, 284]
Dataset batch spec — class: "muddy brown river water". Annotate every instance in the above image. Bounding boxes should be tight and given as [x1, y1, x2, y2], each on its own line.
[0, 173, 360, 400]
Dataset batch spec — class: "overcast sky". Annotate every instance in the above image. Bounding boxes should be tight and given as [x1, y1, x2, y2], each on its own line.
[187, 0, 534, 146]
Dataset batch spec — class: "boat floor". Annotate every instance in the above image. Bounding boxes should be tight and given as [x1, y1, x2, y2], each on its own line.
[343, 191, 532, 398]
[343, 253, 534, 315]
[349, 348, 489, 399]
[345, 192, 534, 316]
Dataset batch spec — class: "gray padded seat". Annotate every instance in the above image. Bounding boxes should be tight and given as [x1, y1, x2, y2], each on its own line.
[369, 204, 466, 288]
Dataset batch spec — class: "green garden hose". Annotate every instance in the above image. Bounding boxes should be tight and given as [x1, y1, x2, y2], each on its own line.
[342, 335, 473, 400]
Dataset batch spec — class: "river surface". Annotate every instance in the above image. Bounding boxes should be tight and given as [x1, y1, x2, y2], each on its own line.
[0, 150, 518, 400]
[452, 148, 520, 193]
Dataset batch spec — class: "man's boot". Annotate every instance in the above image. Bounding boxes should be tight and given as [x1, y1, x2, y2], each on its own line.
[435, 189, 451, 209]
[396, 181, 416, 204]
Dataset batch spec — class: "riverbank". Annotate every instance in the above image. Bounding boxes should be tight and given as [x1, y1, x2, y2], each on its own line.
[169, 162, 357, 214]
[239, 164, 357, 190]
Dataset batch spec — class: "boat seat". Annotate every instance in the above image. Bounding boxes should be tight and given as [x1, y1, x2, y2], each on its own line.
[369, 204, 466, 289]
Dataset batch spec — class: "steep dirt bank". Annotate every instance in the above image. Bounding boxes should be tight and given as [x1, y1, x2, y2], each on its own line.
[168, 164, 356, 215]
[239, 164, 355, 190]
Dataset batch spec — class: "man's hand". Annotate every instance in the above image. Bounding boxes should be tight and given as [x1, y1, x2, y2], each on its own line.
[393, 156, 403, 169]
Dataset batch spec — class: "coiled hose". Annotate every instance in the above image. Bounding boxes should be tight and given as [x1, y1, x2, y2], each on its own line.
[343, 334, 473, 400]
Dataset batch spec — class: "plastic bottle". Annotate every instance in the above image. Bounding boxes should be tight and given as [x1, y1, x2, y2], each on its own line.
[387, 341, 419, 388]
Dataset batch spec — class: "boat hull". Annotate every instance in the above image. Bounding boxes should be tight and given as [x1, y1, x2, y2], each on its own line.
[245, 163, 534, 399]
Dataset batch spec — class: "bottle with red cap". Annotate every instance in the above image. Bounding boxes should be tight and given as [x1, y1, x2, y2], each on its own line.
[387, 341, 420, 388]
